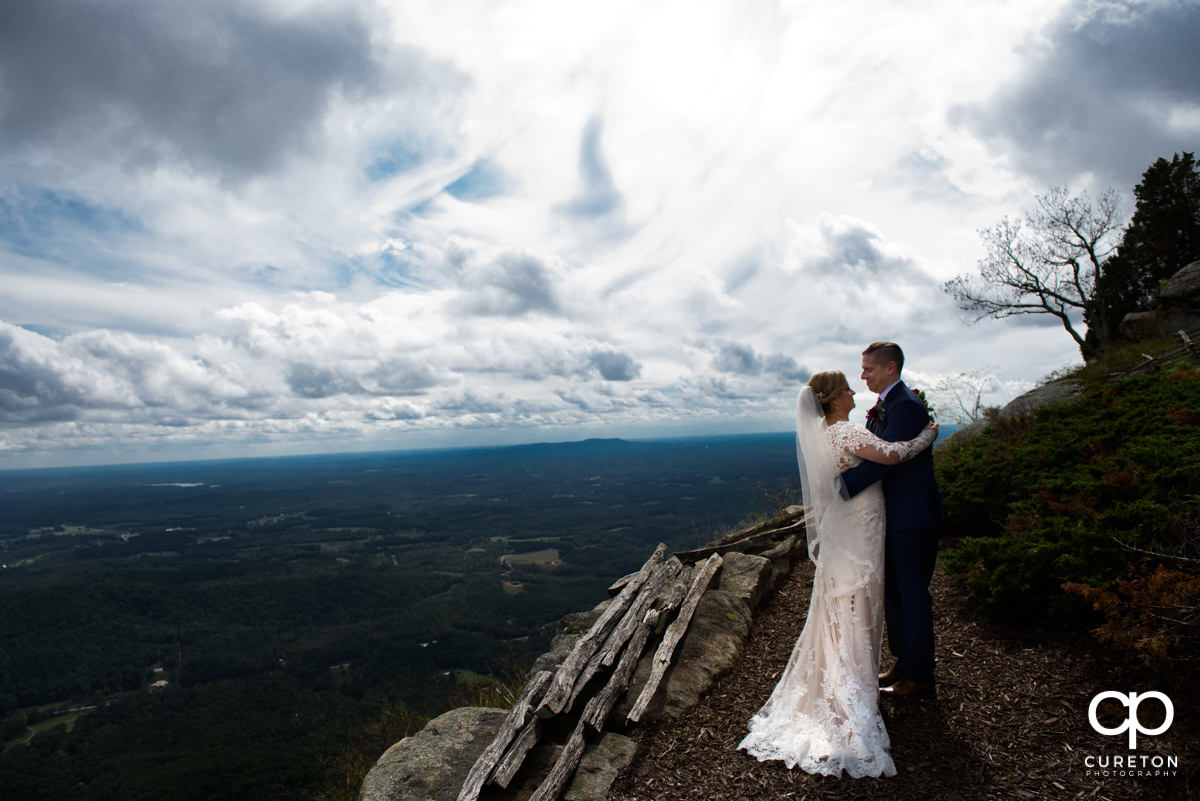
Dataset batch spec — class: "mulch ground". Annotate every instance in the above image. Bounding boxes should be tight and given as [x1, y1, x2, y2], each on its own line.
[608, 558, 1198, 801]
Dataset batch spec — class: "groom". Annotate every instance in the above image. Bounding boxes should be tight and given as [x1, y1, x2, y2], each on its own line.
[838, 341, 943, 699]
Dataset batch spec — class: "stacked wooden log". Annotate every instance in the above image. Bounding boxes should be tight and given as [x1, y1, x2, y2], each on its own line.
[1113, 326, 1200, 378]
[456, 506, 806, 801]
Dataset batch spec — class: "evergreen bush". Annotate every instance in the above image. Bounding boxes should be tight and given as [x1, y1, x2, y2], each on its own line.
[938, 369, 1200, 637]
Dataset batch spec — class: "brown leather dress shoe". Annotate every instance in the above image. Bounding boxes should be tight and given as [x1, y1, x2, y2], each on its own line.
[879, 678, 935, 699]
[878, 665, 904, 688]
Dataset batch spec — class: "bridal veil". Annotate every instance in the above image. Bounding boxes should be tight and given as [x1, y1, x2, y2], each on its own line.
[795, 386, 837, 563]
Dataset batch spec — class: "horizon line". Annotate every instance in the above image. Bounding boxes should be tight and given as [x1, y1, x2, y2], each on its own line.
[0, 429, 805, 475]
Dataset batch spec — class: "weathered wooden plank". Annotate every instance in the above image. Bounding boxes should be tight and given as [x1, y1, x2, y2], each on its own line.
[490, 716, 543, 789]
[565, 558, 680, 711]
[599, 558, 680, 668]
[606, 569, 637, 596]
[526, 718, 588, 801]
[626, 552, 723, 723]
[583, 608, 660, 731]
[528, 608, 661, 801]
[536, 543, 667, 717]
[657, 567, 690, 617]
[456, 669, 552, 801]
[673, 519, 803, 561]
[703, 506, 805, 548]
[761, 534, 799, 562]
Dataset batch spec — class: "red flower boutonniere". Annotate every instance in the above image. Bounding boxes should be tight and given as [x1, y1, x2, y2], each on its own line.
[866, 401, 886, 430]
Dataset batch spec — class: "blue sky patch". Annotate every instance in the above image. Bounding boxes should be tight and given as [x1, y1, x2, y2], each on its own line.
[444, 159, 506, 202]
[0, 188, 143, 261]
[364, 141, 425, 182]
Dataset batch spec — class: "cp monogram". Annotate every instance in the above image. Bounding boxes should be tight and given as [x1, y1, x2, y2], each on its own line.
[1088, 691, 1174, 749]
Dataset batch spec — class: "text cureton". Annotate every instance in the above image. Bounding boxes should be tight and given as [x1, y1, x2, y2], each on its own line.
[1084, 755, 1178, 768]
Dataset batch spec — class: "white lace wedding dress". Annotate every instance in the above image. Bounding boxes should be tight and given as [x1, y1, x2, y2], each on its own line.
[738, 420, 932, 778]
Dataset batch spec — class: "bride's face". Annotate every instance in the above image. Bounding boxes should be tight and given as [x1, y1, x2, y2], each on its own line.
[838, 385, 855, 413]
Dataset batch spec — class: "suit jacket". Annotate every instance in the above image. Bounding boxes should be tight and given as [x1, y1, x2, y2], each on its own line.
[840, 379, 943, 530]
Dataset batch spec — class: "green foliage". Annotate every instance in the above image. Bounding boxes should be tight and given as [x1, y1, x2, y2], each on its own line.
[1, 710, 27, 745]
[938, 369, 1200, 626]
[1085, 151, 1200, 353]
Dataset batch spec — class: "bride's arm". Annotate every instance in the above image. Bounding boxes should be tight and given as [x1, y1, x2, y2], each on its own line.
[841, 421, 938, 465]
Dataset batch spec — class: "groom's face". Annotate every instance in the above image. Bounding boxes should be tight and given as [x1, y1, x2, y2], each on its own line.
[861, 354, 897, 394]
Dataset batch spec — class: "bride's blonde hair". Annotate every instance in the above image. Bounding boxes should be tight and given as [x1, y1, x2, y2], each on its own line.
[808, 371, 849, 416]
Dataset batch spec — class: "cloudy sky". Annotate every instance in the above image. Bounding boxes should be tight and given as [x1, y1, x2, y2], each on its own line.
[1, 0, 1197, 469]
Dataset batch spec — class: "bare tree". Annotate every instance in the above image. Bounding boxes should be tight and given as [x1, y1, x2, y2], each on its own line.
[944, 188, 1124, 360]
[929, 369, 998, 425]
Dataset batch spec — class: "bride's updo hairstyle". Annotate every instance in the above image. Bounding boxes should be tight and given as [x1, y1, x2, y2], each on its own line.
[807, 371, 850, 416]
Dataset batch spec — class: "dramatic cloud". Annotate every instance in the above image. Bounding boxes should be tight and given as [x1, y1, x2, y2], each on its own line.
[6, 0, 1183, 466]
[789, 214, 933, 284]
[957, 0, 1200, 188]
[454, 252, 564, 317]
[0, 0, 385, 179]
[711, 343, 809, 383]
[588, 349, 641, 381]
[0, 322, 252, 425]
[712, 343, 763, 375]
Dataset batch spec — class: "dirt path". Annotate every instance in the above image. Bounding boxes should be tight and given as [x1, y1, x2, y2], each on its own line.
[609, 559, 1196, 801]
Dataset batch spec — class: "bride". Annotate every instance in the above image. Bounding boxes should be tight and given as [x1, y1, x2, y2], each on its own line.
[738, 370, 937, 778]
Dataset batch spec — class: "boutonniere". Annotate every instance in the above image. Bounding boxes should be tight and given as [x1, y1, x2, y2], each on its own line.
[866, 401, 886, 429]
[911, 388, 936, 422]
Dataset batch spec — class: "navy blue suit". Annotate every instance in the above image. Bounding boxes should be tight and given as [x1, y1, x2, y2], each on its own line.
[840, 380, 943, 684]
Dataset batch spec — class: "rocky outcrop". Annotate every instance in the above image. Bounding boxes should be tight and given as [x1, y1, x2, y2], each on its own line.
[357, 511, 806, 801]
[1119, 260, 1200, 341]
[561, 734, 638, 801]
[358, 705, 638, 801]
[359, 707, 509, 801]
[938, 376, 1086, 449]
[1156, 260, 1200, 308]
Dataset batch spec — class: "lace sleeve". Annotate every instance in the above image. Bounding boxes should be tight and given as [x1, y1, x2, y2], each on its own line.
[829, 422, 935, 466]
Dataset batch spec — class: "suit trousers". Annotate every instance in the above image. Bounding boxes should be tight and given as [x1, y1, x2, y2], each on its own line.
[884, 524, 940, 684]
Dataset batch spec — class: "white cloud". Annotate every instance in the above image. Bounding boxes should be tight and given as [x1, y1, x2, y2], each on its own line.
[1, 0, 1176, 466]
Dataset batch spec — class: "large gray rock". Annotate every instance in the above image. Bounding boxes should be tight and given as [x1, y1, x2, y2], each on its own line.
[563, 733, 637, 801]
[715, 551, 774, 610]
[1119, 307, 1200, 341]
[358, 706, 507, 801]
[1119, 261, 1200, 341]
[1157, 260, 1200, 309]
[760, 534, 802, 586]
[997, 378, 1085, 419]
[359, 538, 796, 801]
[1119, 310, 1165, 341]
[939, 377, 1085, 449]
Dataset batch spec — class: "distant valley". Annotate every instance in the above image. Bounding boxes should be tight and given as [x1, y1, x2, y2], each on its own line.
[0, 434, 799, 801]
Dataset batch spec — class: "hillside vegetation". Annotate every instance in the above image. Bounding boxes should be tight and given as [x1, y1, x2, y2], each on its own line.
[936, 341, 1200, 683]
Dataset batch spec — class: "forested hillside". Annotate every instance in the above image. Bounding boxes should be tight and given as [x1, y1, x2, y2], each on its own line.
[0, 435, 800, 800]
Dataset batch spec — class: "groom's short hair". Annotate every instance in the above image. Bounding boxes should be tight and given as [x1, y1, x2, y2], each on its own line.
[864, 341, 904, 373]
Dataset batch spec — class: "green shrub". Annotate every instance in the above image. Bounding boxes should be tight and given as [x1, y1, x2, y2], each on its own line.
[938, 369, 1200, 627]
